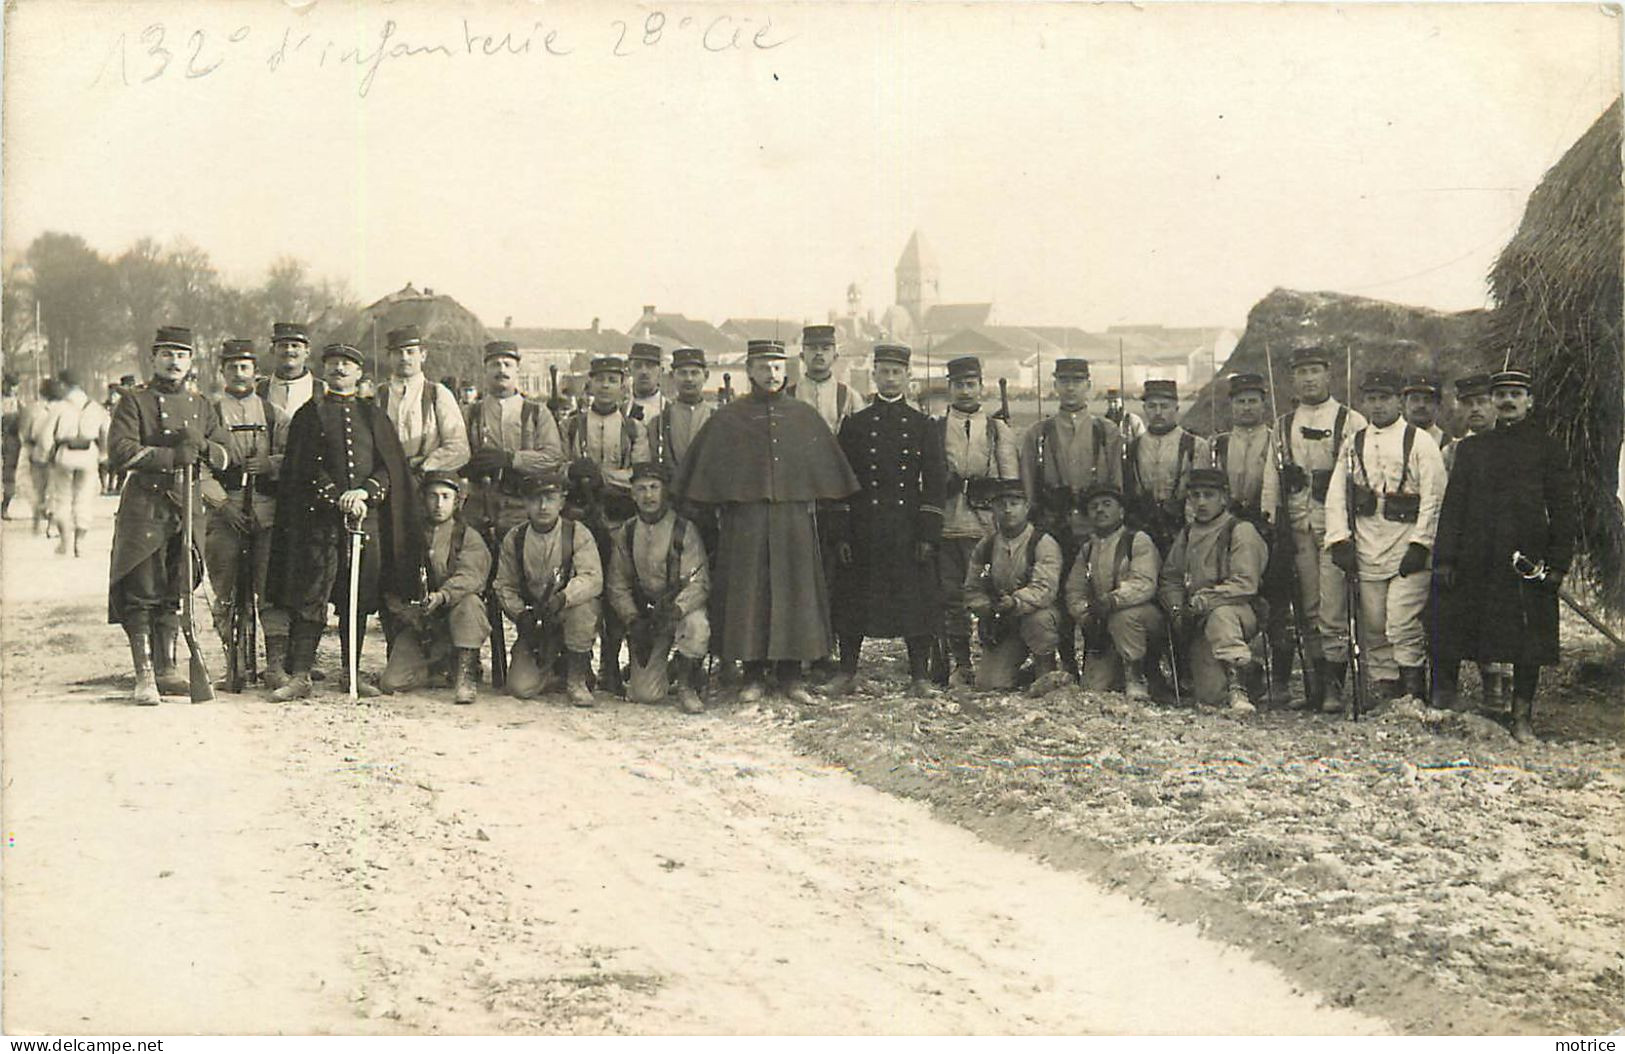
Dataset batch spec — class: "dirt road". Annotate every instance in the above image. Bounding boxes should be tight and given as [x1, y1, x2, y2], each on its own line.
[2, 511, 1384, 1034]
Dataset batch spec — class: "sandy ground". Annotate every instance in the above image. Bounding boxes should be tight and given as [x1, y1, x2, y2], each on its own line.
[1, 500, 1386, 1035]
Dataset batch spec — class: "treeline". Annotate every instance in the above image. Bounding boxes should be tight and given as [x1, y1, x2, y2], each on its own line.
[3, 231, 359, 388]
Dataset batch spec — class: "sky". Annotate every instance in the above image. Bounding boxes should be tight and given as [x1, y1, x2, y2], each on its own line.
[4, 0, 1620, 334]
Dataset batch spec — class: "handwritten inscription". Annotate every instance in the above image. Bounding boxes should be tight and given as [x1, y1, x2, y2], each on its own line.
[93, 12, 794, 97]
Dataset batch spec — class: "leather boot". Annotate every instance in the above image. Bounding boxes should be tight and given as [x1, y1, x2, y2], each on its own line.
[566, 651, 595, 708]
[1372, 678, 1402, 702]
[1269, 641, 1296, 708]
[1481, 664, 1506, 713]
[1319, 659, 1347, 714]
[1399, 664, 1428, 702]
[73, 528, 86, 558]
[1123, 657, 1151, 701]
[948, 635, 974, 687]
[273, 624, 318, 701]
[670, 655, 705, 714]
[778, 660, 816, 705]
[1511, 690, 1536, 743]
[1297, 656, 1324, 711]
[453, 647, 478, 705]
[262, 635, 290, 690]
[1223, 661, 1257, 714]
[125, 613, 160, 706]
[905, 636, 938, 699]
[151, 615, 189, 696]
[737, 661, 767, 703]
[599, 635, 625, 697]
[1028, 652, 1068, 698]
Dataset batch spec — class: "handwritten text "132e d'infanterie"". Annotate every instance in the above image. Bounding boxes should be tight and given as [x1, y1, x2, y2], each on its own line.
[94, 13, 794, 97]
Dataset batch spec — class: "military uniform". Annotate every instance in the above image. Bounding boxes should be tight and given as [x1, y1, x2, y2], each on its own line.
[625, 342, 668, 426]
[2, 377, 20, 519]
[1065, 486, 1163, 698]
[377, 325, 471, 475]
[936, 356, 1020, 683]
[1433, 369, 1576, 741]
[1257, 346, 1368, 702]
[605, 464, 710, 710]
[832, 343, 947, 692]
[45, 379, 110, 554]
[788, 325, 854, 434]
[203, 341, 294, 685]
[1325, 370, 1447, 704]
[493, 473, 603, 703]
[265, 344, 419, 698]
[462, 342, 567, 539]
[1159, 469, 1269, 711]
[107, 327, 234, 703]
[964, 492, 1064, 691]
[256, 323, 326, 418]
[1125, 379, 1212, 554]
[380, 471, 492, 701]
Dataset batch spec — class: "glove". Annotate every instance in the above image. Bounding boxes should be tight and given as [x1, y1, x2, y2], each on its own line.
[915, 540, 935, 564]
[543, 592, 567, 620]
[242, 449, 274, 476]
[652, 595, 679, 627]
[995, 594, 1017, 614]
[182, 423, 208, 450]
[1433, 563, 1456, 590]
[837, 542, 854, 567]
[218, 501, 251, 533]
[1328, 539, 1356, 575]
[1398, 542, 1431, 577]
[1281, 464, 1308, 494]
[568, 457, 602, 488]
[516, 609, 539, 638]
[174, 439, 202, 467]
[1189, 593, 1211, 616]
[944, 472, 964, 498]
[421, 591, 447, 615]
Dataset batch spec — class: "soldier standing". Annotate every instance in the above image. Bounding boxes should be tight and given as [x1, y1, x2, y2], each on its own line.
[788, 324, 854, 433]
[494, 470, 602, 707]
[1125, 378, 1211, 554]
[1258, 345, 1367, 709]
[963, 482, 1066, 693]
[605, 462, 710, 712]
[562, 355, 651, 695]
[265, 343, 419, 700]
[377, 325, 470, 476]
[202, 340, 292, 687]
[1019, 358, 1121, 679]
[1324, 369, 1447, 706]
[256, 322, 325, 418]
[1214, 371, 1295, 705]
[646, 346, 713, 472]
[827, 343, 947, 697]
[1436, 371, 1509, 706]
[625, 343, 668, 424]
[1432, 368, 1575, 742]
[379, 470, 491, 703]
[1159, 468, 1269, 713]
[106, 327, 234, 705]
[1065, 484, 1162, 700]
[1103, 387, 1146, 443]
[45, 369, 109, 557]
[672, 339, 859, 703]
[24, 378, 64, 536]
[936, 355, 1019, 686]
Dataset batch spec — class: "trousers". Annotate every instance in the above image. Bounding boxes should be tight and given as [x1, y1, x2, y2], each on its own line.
[625, 610, 711, 704]
[976, 607, 1061, 690]
[506, 601, 599, 698]
[1080, 603, 1164, 691]
[1354, 571, 1430, 680]
[380, 595, 492, 692]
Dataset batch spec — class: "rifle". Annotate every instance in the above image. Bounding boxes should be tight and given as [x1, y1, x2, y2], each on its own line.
[627, 567, 700, 667]
[1166, 573, 1186, 706]
[992, 377, 1011, 423]
[720, 373, 734, 406]
[1117, 338, 1132, 483]
[1262, 340, 1314, 702]
[520, 567, 568, 673]
[224, 423, 264, 693]
[1343, 437, 1366, 720]
[401, 562, 438, 660]
[546, 364, 568, 426]
[481, 485, 508, 689]
[178, 462, 215, 702]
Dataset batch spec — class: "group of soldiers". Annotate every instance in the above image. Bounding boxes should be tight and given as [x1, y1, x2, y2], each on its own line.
[95, 320, 1574, 742]
[2, 368, 114, 555]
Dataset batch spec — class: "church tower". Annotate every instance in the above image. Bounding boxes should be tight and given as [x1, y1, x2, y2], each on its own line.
[895, 230, 940, 333]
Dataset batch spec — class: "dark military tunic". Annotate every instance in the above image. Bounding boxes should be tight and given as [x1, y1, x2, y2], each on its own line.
[266, 393, 418, 622]
[833, 395, 947, 639]
[1433, 417, 1576, 665]
[106, 379, 232, 623]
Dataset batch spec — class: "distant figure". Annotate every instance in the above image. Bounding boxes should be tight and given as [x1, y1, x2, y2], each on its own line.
[1, 372, 20, 519]
[24, 378, 65, 535]
[46, 369, 110, 556]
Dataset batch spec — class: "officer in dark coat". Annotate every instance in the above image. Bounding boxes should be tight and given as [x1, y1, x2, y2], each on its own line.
[1432, 368, 1576, 742]
[829, 342, 948, 697]
[106, 327, 234, 705]
[265, 343, 419, 700]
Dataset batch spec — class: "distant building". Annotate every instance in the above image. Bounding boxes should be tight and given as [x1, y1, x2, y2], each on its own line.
[490, 319, 631, 397]
[627, 306, 734, 362]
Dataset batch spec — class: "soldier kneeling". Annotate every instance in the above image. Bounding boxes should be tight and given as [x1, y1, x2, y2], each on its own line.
[1065, 484, 1163, 700]
[380, 470, 492, 702]
[964, 481, 1067, 695]
[606, 462, 710, 713]
[493, 469, 602, 706]
[1159, 468, 1269, 713]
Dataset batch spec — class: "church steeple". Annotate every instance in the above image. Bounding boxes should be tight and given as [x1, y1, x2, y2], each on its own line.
[895, 230, 940, 332]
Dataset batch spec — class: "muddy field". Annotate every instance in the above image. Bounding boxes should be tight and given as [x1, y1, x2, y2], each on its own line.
[781, 629, 1624, 1035]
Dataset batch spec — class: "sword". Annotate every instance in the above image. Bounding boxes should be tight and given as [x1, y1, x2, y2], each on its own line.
[346, 510, 365, 702]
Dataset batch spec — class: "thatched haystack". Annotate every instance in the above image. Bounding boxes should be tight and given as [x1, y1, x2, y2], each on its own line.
[1183, 287, 1489, 434]
[1479, 98, 1623, 613]
[337, 282, 493, 385]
